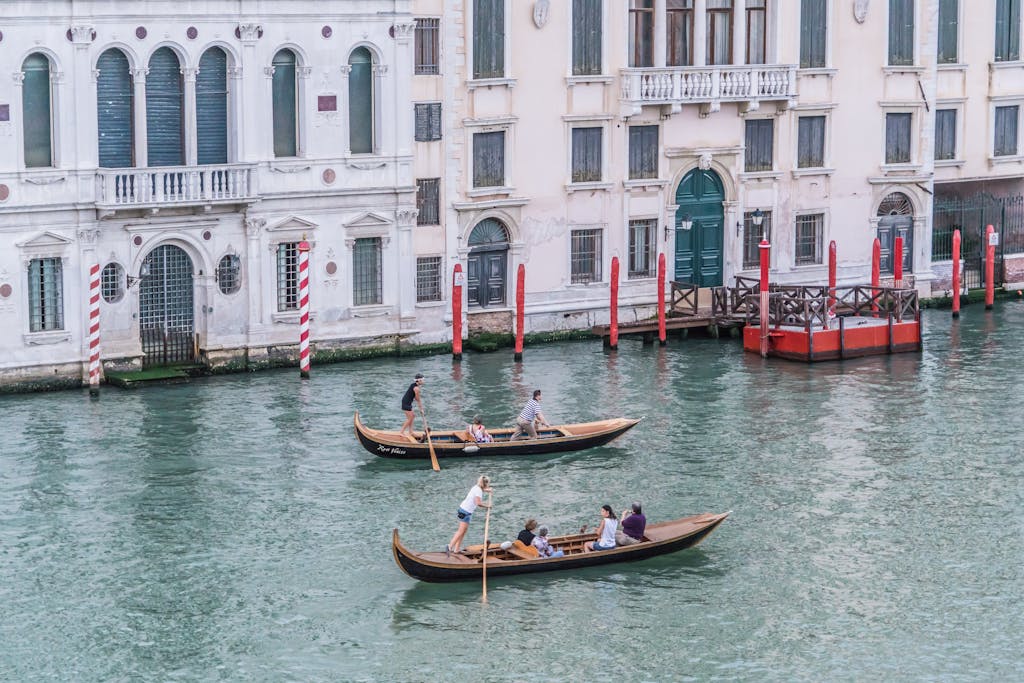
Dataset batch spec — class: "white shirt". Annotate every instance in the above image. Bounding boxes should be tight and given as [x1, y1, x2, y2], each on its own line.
[460, 484, 484, 513]
[599, 518, 618, 547]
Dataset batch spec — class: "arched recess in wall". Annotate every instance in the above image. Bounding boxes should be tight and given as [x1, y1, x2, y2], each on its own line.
[466, 218, 510, 308]
[877, 191, 915, 274]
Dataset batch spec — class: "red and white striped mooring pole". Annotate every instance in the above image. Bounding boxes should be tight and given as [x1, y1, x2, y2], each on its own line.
[298, 237, 311, 379]
[88, 262, 101, 397]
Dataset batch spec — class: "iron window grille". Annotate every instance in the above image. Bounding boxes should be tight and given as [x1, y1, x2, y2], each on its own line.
[101, 263, 124, 303]
[28, 257, 64, 332]
[795, 214, 824, 265]
[742, 211, 773, 269]
[276, 242, 299, 311]
[353, 237, 383, 306]
[417, 178, 441, 225]
[571, 229, 603, 284]
[217, 254, 241, 295]
[628, 219, 657, 278]
[415, 18, 440, 75]
[416, 256, 443, 302]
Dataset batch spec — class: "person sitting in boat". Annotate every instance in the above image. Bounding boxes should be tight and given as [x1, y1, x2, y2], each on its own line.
[467, 416, 493, 443]
[615, 502, 646, 546]
[517, 518, 538, 546]
[532, 526, 564, 558]
[510, 389, 550, 440]
[583, 504, 618, 552]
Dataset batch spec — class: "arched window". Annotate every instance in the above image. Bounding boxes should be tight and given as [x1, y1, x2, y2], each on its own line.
[877, 192, 914, 216]
[348, 47, 374, 154]
[197, 47, 228, 165]
[22, 53, 53, 168]
[467, 218, 510, 308]
[96, 49, 133, 168]
[271, 49, 298, 157]
[146, 47, 184, 167]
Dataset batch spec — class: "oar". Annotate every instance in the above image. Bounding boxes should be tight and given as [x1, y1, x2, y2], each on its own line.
[419, 406, 441, 472]
[482, 490, 493, 603]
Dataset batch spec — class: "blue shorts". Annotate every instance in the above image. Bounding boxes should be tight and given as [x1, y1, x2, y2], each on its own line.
[592, 541, 616, 551]
[456, 508, 473, 524]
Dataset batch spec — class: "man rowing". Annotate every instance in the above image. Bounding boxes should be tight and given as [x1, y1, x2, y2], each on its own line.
[510, 389, 550, 440]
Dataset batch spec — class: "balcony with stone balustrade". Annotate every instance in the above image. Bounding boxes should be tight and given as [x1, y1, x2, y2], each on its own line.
[95, 164, 258, 215]
[620, 64, 799, 117]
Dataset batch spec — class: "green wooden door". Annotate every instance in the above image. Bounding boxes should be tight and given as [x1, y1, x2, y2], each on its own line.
[674, 169, 725, 287]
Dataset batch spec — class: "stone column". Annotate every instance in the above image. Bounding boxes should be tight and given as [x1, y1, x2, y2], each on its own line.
[182, 67, 198, 165]
[371, 64, 389, 154]
[339, 65, 352, 155]
[654, 0, 667, 68]
[244, 216, 265, 349]
[732, 0, 746, 66]
[396, 208, 419, 325]
[132, 68, 149, 166]
[227, 66, 243, 161]
[297, 65, 312, 156]
[238, 25, 262, 163]
[262, 66, 277, 160]
[694, 0, 707, 67]
[71, 27, 97, 170]
[391, 21, 416, 157]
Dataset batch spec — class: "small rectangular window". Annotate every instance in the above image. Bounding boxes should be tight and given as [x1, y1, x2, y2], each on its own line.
[937, 0, 959, 64]
[994, 105, 1019, 157]
[629, 0, 655, 67]
[797, 116, 826, 168]
[571, 127, 603, 183]
[888, 0, 915, 66]
[745, 119, 774, 172]
[742, 211, 773, 270]
[473, 130, 505, 188]
[995, 0, 1021, 62]
[28, 257, 63, 332]
[795, 214, 824, 265]
[473, 0, 505, 78]
[572, 0, 603, 75]
[628, 125, 659, 179]
[414, 102, 442, 142]
[935, 109, 957, 160]
[570, 229, 603, 284]
[667, 0, 694, 66]
[416, 256, 443, 302]
[885, 113, 912, 164]
[353, 237, 383, 306]
[276, 243, 299, 312]
[628, 219, 657, 279]
[415, 18, 440, 75]
[416, 178, 441, 225]
[800, 0, 827, 68]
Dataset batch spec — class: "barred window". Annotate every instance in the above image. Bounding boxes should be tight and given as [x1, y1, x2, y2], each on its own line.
[28, 257, 64, 332]
[101, 263, 124, 303]
[742, 211, 772, 270]
[276, 242, 299, 311]
[415, 18, 440, 75]
[416, 256, 443, 302]
[353, 237, 382, 306]
[571, 127, 602, 183]
[217, 254, 241, 295]
[795, 214, 824, 265]
[570, 229, 603, 284]
[628, 219, 657, 278]
[417, 178, 440, 225]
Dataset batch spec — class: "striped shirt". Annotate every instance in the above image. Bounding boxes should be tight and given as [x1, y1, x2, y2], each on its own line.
[518, 399, 542, 423]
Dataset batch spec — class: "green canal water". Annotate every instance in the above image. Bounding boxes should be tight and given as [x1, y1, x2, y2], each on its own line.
[2, 306, 1023, 682]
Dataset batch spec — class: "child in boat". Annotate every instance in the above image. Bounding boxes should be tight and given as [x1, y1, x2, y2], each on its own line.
[532, 526, 564, 558]
[467, 416, 493, 443]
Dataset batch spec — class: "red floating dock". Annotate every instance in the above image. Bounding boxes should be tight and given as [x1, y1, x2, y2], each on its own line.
[743, 314, 921, 361]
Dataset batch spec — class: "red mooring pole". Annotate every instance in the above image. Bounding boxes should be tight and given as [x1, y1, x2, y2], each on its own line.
[828, 238, 837, 304]
[452, 263, 463, 360]
[297, 238, 311, 379]
[871, 238, 881, 317]
[88, 262, 101, 397]
[894, 236, 904, 290]
[657, 252, 666, 346]
[952, 229, 961, 318]
[514, 263, 525, 361]
[609, 256, 619, 350]
[985, 224, 996, 309]
[759, 239, 770, 358]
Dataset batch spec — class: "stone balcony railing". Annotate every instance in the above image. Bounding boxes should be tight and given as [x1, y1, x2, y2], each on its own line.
[95, 163, 257, 212]
[620, 64, 798, 114]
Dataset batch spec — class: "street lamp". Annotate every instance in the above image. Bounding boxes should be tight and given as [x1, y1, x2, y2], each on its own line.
[127, 261, 150, 289]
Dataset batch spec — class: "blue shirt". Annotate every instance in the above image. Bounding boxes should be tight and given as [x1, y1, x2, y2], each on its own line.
[518, 399, 542, 422]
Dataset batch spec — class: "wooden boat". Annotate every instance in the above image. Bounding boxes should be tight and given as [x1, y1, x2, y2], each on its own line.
[354, 411, 641, 460]
[392, 511, 729, 582]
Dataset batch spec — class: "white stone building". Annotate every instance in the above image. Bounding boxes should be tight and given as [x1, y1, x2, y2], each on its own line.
[0, 0, 421, 390]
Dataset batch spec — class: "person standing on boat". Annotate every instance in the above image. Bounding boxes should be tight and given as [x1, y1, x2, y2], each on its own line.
[398, 373, 425, 438]
[584, 505, 618, 552]
[447, 475, 492, 555]
[615, 502, 646, 546]
[510, 389, 550, 440]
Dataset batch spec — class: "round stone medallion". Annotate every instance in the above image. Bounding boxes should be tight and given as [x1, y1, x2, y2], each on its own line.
[187, 26, 198, 40]
[135, 26, 147, 40]
[0, 284, 11, 298]
[322, 168, 336, 185]
[325, 261, 338, 275]
[0, 184, 9, 202]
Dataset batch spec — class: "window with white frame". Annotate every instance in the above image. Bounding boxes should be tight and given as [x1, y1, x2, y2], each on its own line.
[795, 214, 824, 265]
[272, 50, 298, 158]
[21, 53, 53, 168]
[938, 0, 959, 64]
[572, 0, 603, 75]
[800, 0, 827, 68]
[935, 109, 957, 161]
[571, 127, 603, 183]
[28, 258, 64, 332]
[570, 228, 603, 284]
[416, 178, 440, 225]
[415, 18, 440, 75]
[797, 115, 825, 168]
[414, 102, 442, 142]
[885, 113, 912, 164]
[416, 256, 443, 302]
[628, 219, 657, 278]
[349, 47, 375, 154]
[276, 242, 299, 311]
[353, 237, 383, 306]
[628, 125, 658, 179]
[473, 0, 505, 79]
[473, 130, 505, 188]
[101, 263, 125, 303]
[888, 0, 915, 66]
[995, 0, 1021, 62]
[994, 105, 1020, 157]
[742, 211, 772, 269]
[745, 119, 774, 172]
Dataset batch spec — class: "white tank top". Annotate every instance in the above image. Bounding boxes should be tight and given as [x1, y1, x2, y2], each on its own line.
[460, 485, 483, 513]
[600, 518, 618, 546]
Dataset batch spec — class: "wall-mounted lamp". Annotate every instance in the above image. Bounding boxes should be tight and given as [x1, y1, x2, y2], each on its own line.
[751, 208, 765, 227]
[679, 214, 693, 231]
[127, 261, 150, 289]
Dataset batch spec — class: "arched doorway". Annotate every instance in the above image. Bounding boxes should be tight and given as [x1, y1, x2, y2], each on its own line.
[877, 192, 914, 275]
[467, 218, 509, 307]
[675, 168, 725, 287]
[139, 244, 195, 367]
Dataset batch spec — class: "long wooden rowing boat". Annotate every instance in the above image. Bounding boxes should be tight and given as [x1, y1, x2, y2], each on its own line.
[392, 512, 729, 582]
[354, 411, 640, 460]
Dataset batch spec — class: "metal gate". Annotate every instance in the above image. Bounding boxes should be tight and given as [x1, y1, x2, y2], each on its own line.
[933, 192, 1024, 289]
[139, 244, 195, 367]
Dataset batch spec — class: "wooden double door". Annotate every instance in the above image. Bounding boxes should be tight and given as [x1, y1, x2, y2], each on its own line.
[674, 169, 725, 287]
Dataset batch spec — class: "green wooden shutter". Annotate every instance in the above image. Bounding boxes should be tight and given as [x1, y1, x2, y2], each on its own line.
[996, 0, 1021, 61]
[97, 49, 133, 168]
[272, 50, 297, 158]
[22, 54, 52, 168]
[937, 0, 958, 63]
[800, 0, 827, 68]
[349, 48, 373, 154]
[474, 0, 504, 78]
[196, 47, 228, 165]
[573, 0, 602, 76]
[888, 0, 914, 66]
[146, 47, 184, 167]
[473, 131, 505, 187]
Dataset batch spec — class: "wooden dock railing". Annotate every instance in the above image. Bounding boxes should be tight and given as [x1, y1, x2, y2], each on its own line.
[744, 285, 919, 328]
[669, 281, 699, 316]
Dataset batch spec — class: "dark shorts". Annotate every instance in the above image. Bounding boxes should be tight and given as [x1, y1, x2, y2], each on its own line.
[402, 402, 413, 412]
